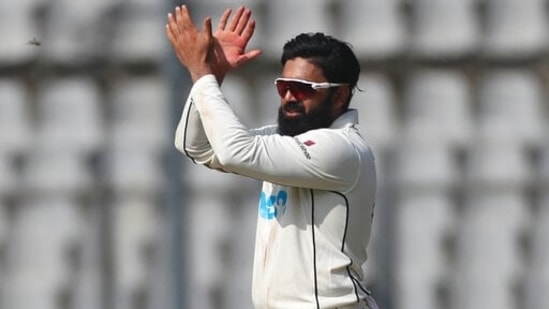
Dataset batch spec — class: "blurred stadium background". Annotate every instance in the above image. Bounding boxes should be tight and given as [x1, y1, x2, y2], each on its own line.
[0, 0, 549, 308]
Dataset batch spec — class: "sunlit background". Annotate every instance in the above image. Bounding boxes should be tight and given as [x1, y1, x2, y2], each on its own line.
[0, 0, 548, 308]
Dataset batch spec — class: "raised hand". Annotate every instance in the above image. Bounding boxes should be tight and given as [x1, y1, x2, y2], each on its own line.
[213, 6, 262, 79]
[166, 5, 215, 82]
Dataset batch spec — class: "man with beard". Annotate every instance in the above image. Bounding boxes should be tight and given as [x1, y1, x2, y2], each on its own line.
[167, 5, 378, 309]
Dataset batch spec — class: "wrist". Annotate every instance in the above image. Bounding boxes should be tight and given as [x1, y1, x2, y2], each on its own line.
[211, 64, 228, 85]
[189, 64, 214, 83]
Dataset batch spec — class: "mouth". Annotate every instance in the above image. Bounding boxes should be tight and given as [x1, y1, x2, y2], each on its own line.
[283, 110, 303, 118]
[283, 102, 304, 117]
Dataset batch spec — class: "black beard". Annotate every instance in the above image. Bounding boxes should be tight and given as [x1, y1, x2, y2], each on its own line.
[277, 94, 335, 137]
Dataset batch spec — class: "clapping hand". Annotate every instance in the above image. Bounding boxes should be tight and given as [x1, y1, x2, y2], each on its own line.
[213, 7, 262, 82]
[166, 5, 215, 82]
[166, 5, 262, 83]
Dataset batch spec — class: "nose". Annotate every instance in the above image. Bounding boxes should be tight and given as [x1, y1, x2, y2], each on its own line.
[281, 88, 296, 101]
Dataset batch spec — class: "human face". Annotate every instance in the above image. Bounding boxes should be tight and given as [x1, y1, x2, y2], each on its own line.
[276, 58, 342, 136]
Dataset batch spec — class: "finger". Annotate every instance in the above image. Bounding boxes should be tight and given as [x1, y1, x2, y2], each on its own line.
[217, 8, 231, 31]
[235, 8, 252, 35]
[166, 23, 181, 52]
[176, 5, 195, 31]
[174, 6, 183, 26]
[203, 16, 213, 41]
[237, 49, 262, 66]
[166, 24, 176, 44]
[228, 6, 245, 31]
[202, 17, 212, 38]
[241, 18, 256, 43]
[167, 13, 178, 35]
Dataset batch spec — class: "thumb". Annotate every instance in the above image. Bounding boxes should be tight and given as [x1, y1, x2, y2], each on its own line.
[203, 17, 213, 44]
[202, 17, 216, 61]
[236, 49, 263, 66]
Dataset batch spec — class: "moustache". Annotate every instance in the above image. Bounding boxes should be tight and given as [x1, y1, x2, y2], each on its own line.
[283, 101, 305, 113]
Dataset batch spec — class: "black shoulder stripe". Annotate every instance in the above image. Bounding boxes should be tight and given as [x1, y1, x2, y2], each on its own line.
[329, 191, 350, 252]
[311, 189, 321, 309]
[183, 98, 196, 164]
[330, 191, 361, 304]
[313, 191, 370, 306]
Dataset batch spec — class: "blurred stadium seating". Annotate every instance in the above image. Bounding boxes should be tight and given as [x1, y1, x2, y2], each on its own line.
[0, 0, 548, 308]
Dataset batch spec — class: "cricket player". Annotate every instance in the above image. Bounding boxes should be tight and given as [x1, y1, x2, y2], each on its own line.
[166, 5, 379, 309]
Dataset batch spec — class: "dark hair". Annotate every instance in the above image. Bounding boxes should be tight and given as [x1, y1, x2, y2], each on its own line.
[281, 32, 360, 106]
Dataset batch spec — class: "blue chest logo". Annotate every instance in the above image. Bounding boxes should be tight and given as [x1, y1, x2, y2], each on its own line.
[258, 190, 288, 220]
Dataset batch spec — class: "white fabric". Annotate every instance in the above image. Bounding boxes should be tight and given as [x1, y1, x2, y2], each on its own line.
[175, 75, 377, 308]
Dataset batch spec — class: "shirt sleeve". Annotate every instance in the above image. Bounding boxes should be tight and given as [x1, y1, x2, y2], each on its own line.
[174, 78, 276, 168]
[174, 91, 217, 165]
[176, 74, 361, 192]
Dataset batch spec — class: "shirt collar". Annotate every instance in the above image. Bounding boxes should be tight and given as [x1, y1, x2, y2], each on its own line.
[330, 109, 359, 129]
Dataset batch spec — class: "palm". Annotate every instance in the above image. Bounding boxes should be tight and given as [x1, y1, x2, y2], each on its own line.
[214, 29, 249, 69]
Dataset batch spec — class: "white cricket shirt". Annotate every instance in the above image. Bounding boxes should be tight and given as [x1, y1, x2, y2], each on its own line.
[175, 75, 377, 309]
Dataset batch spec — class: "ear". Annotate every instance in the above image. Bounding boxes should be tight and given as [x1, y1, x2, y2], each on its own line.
[334, 85, 351, 111]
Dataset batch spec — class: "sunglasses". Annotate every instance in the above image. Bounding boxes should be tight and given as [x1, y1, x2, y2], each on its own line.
[274, 78, 348, 101]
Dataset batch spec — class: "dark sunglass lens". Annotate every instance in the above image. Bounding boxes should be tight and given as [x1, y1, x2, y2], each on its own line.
[276, 80, 288, 97]
[291, 82, 315, 99]
[276, 80, 316, 100]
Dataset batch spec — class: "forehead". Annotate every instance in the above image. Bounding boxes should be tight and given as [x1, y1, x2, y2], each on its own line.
[281, 57, 326, 82]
